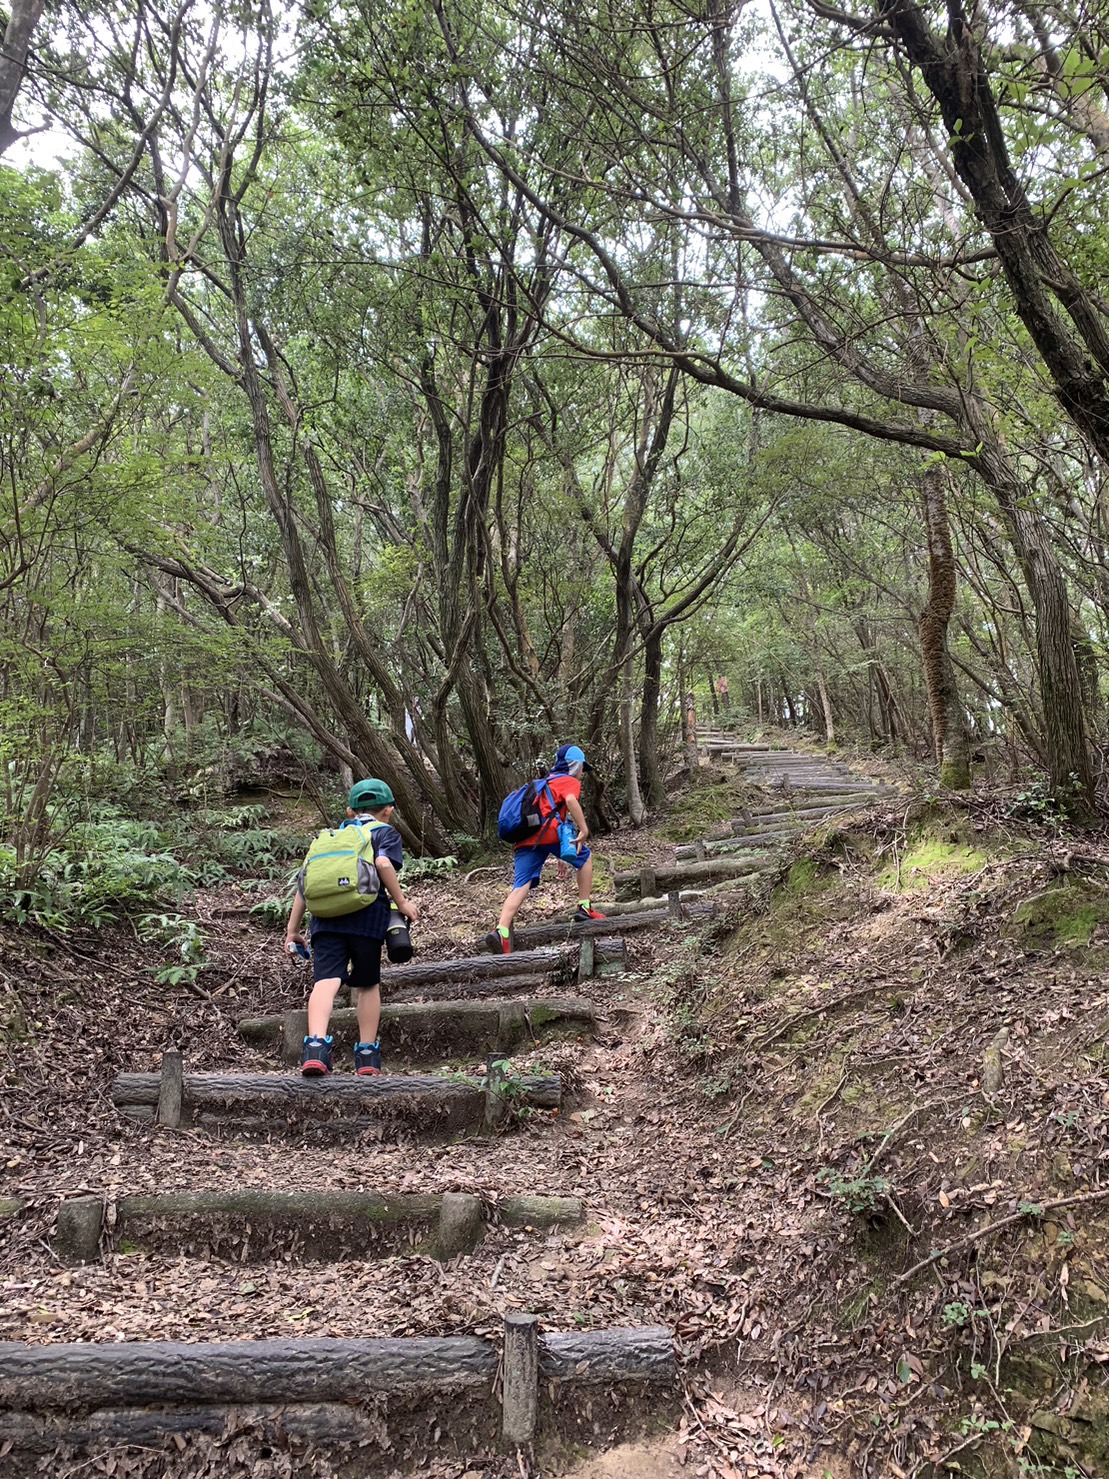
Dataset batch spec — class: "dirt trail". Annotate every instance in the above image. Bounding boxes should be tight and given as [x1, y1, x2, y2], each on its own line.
[5, 740, 1105, 1476]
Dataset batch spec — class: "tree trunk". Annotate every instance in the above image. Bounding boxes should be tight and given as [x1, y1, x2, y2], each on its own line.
[637, 630, 666, 808]
[972, 438, 1094, 806]
[881, 0, 1109, 470]
[918, 460, 970, 788]
[0, 0, 43, 155]
[816, 672, 835, 744]
[619, 648, 646, 824]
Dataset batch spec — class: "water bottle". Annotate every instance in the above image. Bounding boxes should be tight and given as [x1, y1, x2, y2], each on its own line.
[558, 819, 580, 863]
[385, 909, 414, 964]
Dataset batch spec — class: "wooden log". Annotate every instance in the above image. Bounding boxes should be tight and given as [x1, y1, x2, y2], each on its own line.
[54, 1197, 104, 1265]
[482, 908, 714, 952]
[111, 1071, 560, 1136]
[614, 858, 766, 896]
[0, 1327, 673, 1464]
[325, 950, 573, 1007]
[728, 821, 796, 842]
[540, 1327, 675, 1384]
[673, 841, 775, 862]
[0, 1401, 403, 1455]
[240, 998, 596, 1065]
[747, 798, 876, 822]
[596, 897, 710, 918]
[155, 1049, 182, 1128]
[469, 932, 629, 965]
[386, 972, 558, 1004]
[114, 1189, 444, 1260]
[0, 1336, 499, 1407]
[377, 948, 571, 988]
[108, 1190, 578, 1261]
[499, 1195, 583, 1228]
[502, 1314, 539, 1445]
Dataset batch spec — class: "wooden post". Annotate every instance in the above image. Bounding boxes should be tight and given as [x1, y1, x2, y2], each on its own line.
[639, 866, 657, 900]
[436, 1193, 484, 1259]
[502, 1313, 539, 1447]
[55, 1196, 104, 1264]
[282, 1009, 309, 1065]
[667, 890, 682, 920]
[484, 1055, 508, 1131]
[156, 1050, 183, 1128]
[577, 936, 595, 983]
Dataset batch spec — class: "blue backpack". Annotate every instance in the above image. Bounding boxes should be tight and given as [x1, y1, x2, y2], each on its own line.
[497, 777, 556, 844]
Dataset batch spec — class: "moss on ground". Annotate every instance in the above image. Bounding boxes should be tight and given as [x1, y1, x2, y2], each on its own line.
[656, 780, 750, 843]
[1011, 881, 1109, 948]
[878, 831, 987, 892]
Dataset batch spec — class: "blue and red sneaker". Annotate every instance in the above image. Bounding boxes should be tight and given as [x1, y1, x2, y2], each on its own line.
[300, 1035, 333, 1077]
[354, 1041, 382, 1076]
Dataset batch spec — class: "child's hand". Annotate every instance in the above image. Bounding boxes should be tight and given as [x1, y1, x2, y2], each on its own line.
[556, 859, 570, 881]
[284, 933, 309, 961]
[400, 901, 420, 925]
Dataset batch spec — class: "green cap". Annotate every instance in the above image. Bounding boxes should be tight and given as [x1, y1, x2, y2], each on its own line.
[349, 778, 395, 809]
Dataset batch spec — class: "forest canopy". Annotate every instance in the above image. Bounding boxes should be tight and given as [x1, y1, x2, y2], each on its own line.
[3, 0, 1109, 871]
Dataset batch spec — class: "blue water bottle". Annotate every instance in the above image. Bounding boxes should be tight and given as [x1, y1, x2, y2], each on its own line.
[558, 819, 579, 863]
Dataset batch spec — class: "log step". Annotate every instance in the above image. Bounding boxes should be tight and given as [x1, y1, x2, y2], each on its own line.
[375, 948, 573, 989]
[53, 1190, 585, 1265]
[673, 839, 786, 861]
[237, 996, 596, 1065]
[111, 1068, 560, 1138]
[0, 1322, 675, 1460]
[613, 859, 760, 901]
[474, 909, 712, 952]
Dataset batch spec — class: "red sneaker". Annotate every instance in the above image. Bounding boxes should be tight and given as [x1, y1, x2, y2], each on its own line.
[574, 905, 606, 921]
[485, 929, 513, 954]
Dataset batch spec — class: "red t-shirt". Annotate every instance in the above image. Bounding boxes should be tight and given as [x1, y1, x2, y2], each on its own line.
[517, 773, 580, 847]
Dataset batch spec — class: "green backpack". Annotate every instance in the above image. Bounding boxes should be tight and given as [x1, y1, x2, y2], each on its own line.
[299, 819, 389, 919]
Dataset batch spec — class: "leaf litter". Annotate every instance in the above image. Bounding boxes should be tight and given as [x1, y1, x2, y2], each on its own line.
[2, 793, 1109, 1476]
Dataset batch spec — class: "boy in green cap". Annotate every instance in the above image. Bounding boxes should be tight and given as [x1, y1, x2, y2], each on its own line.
[285, 778, 419, 1076]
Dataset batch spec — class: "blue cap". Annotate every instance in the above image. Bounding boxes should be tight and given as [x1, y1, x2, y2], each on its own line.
[552, 743, 593, 774]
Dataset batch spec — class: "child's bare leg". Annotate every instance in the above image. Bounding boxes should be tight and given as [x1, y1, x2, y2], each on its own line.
[353, 984, 381, 1044]
[498, 883, 532, 932]
[575, 856, 594, 901]
[307, 976, 343, 1038]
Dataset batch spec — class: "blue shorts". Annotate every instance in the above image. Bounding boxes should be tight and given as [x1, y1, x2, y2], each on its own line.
[513, 841, 591, 890]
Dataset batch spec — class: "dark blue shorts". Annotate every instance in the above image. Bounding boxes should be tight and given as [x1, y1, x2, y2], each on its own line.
[513, 841, 591, 890]
[310, 932, 383, 991]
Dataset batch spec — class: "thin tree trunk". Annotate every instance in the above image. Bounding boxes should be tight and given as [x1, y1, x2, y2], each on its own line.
[637, 632, 666, 808]
[816, 672, 835, 745]
[918, 461, 970, 787]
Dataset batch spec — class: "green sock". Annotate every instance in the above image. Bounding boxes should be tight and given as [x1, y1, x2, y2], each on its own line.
[580, 899, 590, 910]
[497, 925, 510, 938]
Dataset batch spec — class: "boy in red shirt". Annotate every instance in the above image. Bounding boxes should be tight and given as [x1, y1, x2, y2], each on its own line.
[487, 744, 605, 954]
